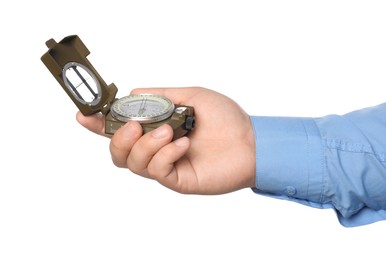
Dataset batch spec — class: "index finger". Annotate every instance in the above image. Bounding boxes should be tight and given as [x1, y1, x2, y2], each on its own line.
[76, 111, 111, 138]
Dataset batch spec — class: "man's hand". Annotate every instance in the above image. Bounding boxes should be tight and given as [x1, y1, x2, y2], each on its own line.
[76, 87, 256, 194]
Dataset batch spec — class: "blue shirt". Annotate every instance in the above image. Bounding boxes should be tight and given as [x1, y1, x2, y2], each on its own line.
[250, 102, 386, 227]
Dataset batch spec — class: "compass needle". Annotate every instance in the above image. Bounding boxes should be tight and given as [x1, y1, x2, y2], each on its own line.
[140, 97, 148, 116]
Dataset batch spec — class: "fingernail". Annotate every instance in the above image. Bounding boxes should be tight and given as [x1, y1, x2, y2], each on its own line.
[122, 121, 137, 139]
[95, 112, 104, 119]
[174, 137, 189, 147]
[152, 124, 169, 139]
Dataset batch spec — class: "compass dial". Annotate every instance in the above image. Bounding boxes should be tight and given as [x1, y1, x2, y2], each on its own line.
[111, 94, 175, 123]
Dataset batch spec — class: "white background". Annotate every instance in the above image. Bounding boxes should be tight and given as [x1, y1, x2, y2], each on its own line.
[1, 0, 386, 259]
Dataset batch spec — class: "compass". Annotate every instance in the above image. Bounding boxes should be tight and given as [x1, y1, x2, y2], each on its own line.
[41, 35, 195, 139]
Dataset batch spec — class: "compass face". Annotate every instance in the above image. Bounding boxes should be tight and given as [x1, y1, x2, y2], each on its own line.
[111, 94, 175, 123]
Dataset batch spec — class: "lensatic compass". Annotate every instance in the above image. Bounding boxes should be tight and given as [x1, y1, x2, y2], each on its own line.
[41, 35, 195, 139]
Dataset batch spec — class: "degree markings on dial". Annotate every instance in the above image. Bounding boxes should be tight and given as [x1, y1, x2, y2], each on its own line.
[111, 94, 174, 123]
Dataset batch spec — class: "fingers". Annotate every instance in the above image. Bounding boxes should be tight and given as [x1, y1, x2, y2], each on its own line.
[110, 122, 174, 171]
[110, 122, 190, 186]
[147, 137, 190, 189]
[76, 111, 111, 138]
[109, 120, 143, 168]
[125, 124, 174, 173]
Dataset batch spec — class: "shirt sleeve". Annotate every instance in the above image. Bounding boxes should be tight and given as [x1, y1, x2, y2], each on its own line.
[250, 102, 386, 227]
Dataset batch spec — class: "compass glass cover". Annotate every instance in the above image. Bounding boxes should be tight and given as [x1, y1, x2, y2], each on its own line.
[111, 94, 174, 123]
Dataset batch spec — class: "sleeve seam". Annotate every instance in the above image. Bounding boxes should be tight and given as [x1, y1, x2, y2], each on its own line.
[300, 120, 311, 200]
[312, 118, 327, 204]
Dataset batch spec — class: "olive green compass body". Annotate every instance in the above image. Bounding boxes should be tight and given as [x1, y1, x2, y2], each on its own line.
[41, 35, 195, 139]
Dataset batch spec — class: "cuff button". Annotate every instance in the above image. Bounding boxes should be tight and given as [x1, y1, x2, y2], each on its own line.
[285, 186, 296, 196]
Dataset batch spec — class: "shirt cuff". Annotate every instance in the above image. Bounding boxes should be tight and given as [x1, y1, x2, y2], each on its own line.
[250, 116, 327, 209]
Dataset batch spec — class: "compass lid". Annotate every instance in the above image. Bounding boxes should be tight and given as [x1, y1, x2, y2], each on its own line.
[41, 35, 117, 115]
